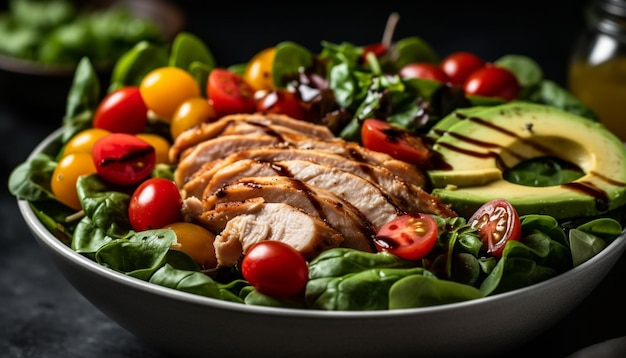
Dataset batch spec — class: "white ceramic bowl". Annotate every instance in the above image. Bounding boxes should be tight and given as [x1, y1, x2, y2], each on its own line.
[18, 128, 626, 358]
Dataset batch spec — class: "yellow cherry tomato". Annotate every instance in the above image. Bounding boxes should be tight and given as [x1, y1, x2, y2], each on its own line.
[164, 222, 217, 268]
[135, 133, 171, 165]
[244, 47, 277, 91]
[139, 67, 200, 121]
[62, 128, 111, 156]
[51, 152, 97, 210]
[170, 97, 217, 139]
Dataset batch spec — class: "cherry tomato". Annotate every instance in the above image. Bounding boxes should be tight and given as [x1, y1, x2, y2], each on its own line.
[207, 68, 256, 118]
[170, 97, 217, 140]
[165, 222, 217, 268]
[140, 67, 200, 121]
[51, 152, 97, 210]
[361, 42, 387, 63]
[62, 128, 111, 156]
[92, 133, 155, 186]
[128, 177, 183, 232]
[373, 213, 438, 261]
[241, 240, 309, 298]
[93, 86, 148, 134]
[361, 118, 431, 166]
[135, 133, 171, 165]
[467, 198, 521, 258]
[463, 65, 520, 101]
[398, 62, 450, 83]
[440, 52, 485, 86]
[243, 47, 277, 91]
[256, 89, 305, 120]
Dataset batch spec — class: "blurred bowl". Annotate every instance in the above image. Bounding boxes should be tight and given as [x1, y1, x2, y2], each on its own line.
[0, 0, 185, 113]
[17, 127, 626, 358]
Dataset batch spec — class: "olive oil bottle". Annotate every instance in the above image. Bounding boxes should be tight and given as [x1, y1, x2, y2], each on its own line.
[568, 0, 626, 141]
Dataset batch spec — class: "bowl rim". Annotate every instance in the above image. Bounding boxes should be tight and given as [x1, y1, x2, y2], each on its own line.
[18, 127, 626, 318]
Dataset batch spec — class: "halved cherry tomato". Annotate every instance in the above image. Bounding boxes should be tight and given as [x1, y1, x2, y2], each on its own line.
[440, 52, 485, 86]
[165, 222, 217, 268]
[463, 65, 520, 101]
[361, 118, 431, 166]
[92, 133, 155, 186]
[140, 67, 200, 121]
[93, 86, 148, 134]
[398, 62, 450, 83]
[241, 240, 309, 298]
[256, 89, 305, 120]
[51, 152, 97, 210]
[207, 68, 256, 118]
[128, 177, 183, 232]
[373, 213, 438, 261]
[244, 47, 277, 91]
[467, 198, 522, 258]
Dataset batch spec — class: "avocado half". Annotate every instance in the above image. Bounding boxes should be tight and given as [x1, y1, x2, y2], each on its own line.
[427, 102, 626, 219]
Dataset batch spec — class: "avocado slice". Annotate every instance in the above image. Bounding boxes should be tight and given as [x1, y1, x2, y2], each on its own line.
[427, 102, 626, 219]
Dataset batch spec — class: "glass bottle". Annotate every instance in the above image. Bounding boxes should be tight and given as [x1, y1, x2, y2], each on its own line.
[568, 0, 626, 141]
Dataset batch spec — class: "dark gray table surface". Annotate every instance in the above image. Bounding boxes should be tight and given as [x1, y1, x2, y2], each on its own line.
[2, 1, 625, 357]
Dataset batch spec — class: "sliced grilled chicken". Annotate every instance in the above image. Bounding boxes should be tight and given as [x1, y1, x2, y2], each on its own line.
[182, 146, 453, 217]
[197, 198, 344, 267]
[205, 176, 377, 252]
[170, 112, 335, 163]
[175, 131, 427, 189]
[198, 158, 406, 230]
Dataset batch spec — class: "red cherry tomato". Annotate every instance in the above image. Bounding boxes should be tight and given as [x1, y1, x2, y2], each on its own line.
[92, 133, 155, 186]
[93, 86, 148, 134]
[467, 198, 522, 258]
[361, 118, 431, 166]
[373, 213, 438, 261]
[256, 89, 305, 120]
[463, 65, 520, 101]
[241, 240, 309, 298]
[398, 62, 450, 83]
[207, 68, 257, 118]
[128, 178, 183, 231]
[440, 52, 485, 86]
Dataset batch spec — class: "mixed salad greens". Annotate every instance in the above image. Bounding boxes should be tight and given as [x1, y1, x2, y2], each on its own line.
[8, 30, 626, 311]
[0, 0, 167, 67]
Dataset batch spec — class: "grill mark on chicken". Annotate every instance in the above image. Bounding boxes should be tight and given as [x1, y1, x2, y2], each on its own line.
[181, 146, 454, 217]
[196, 198, 345, 267]
[170, 112, 335, 163]
[200, 158, 407, 230]
[175, 132, 427, 189]
[207, 176, 377, 252]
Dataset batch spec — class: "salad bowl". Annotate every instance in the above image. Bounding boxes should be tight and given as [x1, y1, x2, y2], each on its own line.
[17, 127, 626, 358]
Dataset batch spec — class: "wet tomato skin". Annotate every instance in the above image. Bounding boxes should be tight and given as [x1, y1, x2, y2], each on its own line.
[241, 240, 309, 298]
[92, 133, 156, 186]
[207, 68, 257, 118]
[374, 213, 439, 261]
[467, 198, 522, 258]
[361, 118, 431, 166]
[256, 89, 305, 120]
[463, 65, 520, 102]
[440, 51, 485, 86]
[129, 178, 183, 232]
[93, 86, 148, 134]
[398, 62, 450, 83]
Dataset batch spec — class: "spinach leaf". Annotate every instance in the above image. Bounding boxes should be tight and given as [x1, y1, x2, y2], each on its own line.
[109, 40, 169, 92]
[389, 274, 484, 309]
[150, 264, 222, 299]
[272, 41, 313, 88]
[8, 152, 58, 202]
[308, 248, 415, 279]
[306, 267, 426, 310]
[243, 289, 307, 309]
[76, 174, 131, 239]
[62, 57, 100, 142]
[96, 229, 175, 280]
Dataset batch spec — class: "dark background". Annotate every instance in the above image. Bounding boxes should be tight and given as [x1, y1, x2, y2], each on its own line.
[3, 0, 626, 357]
